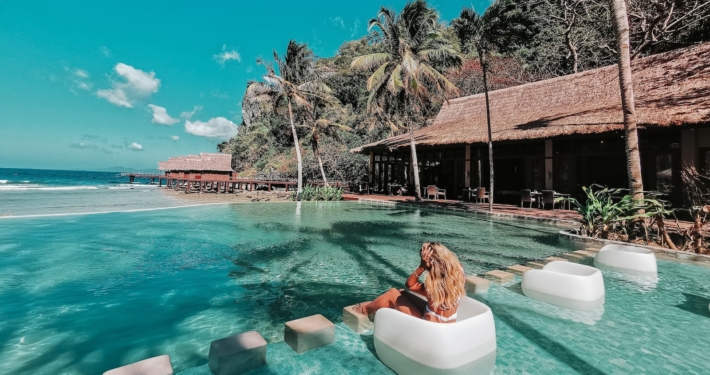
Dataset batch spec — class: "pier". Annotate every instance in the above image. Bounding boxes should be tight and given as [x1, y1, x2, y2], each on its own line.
[121, 173, 163, 185]
[166, 176, 298, 194]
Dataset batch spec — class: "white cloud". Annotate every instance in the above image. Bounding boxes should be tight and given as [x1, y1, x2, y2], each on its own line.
[100, 46, 111, 57]
[330, 17, 345, 29]
[171, 135, 180, 141]
[180, 105, 203, 120]
[76, 81, 92, 91]
[213, 45, 241, 66]
[97, 63, 160, 108]
[147, 104, 179, 125]
[128, 142, 144, 151]
[75, 69, 89, 79]
[185, 117, 238, 141]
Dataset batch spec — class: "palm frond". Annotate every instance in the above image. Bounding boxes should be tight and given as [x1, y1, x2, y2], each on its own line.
[366, 62, 390, 91]
[351, 53, 392, 71]
[387, 64, 403, 93]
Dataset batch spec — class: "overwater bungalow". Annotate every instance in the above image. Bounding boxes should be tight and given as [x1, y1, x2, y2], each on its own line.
[352, 43, 710, 205]
[158, 152, 234, 180]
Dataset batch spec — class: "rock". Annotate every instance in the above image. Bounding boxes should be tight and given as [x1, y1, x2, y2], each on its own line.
[465, 275, 490, 294]
[284, 314, 335, 353]
[208, 331, 267, 375]
[103, 355, 173, 375]
[343, 304, 373, 333]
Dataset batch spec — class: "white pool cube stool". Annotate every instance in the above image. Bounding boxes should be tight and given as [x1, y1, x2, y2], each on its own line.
[208, 331, 267, 375]
[103, 355, 173, 375]
[374, 296, 496, 375]
[522, 261, 605, 310]
[594, 244, 658, 276]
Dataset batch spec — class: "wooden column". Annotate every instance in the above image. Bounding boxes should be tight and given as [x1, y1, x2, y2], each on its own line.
[545, 139, 554, 190]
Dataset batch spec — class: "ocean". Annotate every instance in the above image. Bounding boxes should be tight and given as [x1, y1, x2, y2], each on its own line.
[0, 168, 192, 216]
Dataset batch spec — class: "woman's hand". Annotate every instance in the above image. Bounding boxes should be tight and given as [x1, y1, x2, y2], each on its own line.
[419, 246, 433, 270]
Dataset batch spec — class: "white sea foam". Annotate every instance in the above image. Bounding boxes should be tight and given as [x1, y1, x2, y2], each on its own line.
[0, 202, 229, 219]
[0, 180, 7, 184]
[0, 185, 100, 191]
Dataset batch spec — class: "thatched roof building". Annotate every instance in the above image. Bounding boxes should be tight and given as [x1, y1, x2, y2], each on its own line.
[353, 42, 710, 154]
[158, 153, 232, 172]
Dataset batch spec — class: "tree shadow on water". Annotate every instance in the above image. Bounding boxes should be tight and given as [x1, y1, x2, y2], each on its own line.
[675, 293, 710, 318]
[476, 295, 606, 375]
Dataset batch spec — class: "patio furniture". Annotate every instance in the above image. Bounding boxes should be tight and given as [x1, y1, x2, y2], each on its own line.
[388, 184, 402, 196]
[520, 189, 537, 208]
[426, 185, 446, 200]
[462, 188, 476, 202]
[594, 244, 658, 276]
[476, 188, 490, 204]
[374, 295, 497, 375]
[540, 190, 559, 210]
[522, 261, 605, 310]
[554, 192, 571, 210]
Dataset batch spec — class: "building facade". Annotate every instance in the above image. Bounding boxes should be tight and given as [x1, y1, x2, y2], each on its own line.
[354, 43, 710, 205]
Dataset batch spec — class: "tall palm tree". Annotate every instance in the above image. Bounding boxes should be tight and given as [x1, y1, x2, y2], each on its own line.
[452, 2, 533, 211]
[609, 0, 644, 199]
[246, 41, 329, 198]
[351, 0, 461, 201]
[302, 117, 353, 186]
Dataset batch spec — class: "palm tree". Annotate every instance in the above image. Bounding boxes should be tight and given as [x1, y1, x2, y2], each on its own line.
[303, 96, 353, 186]
[351, 0, 461, 201]
[246, 41, 328, 198]
[452, 2, 532, 211]
[609, 0, 644, 199]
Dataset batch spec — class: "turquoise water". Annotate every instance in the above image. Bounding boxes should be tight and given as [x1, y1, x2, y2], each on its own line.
[0, 202, 709, 374]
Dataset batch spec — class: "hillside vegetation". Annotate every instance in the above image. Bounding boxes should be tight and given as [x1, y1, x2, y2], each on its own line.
[219, 0, 710, 184]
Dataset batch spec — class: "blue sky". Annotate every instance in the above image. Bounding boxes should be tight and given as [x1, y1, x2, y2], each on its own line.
[0, 0, 491, 171]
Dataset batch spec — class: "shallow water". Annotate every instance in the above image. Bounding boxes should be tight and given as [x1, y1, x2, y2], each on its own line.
[1, 201, 709, 375]
[0, 202, 569, 374]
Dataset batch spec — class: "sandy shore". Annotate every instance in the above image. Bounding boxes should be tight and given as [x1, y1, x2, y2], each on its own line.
[159, 187, 293, 204]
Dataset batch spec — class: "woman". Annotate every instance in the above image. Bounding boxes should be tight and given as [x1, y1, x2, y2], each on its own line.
[354, 242, 466, 323]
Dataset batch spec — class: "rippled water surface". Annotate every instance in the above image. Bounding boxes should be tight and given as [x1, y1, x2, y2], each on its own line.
[0, 202, 568, 374]
[1, 202, 709, 375]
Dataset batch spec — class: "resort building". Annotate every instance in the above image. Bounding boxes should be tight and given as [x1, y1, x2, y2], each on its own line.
[158, 152, 234, 180]
[352, 42, 710, 205]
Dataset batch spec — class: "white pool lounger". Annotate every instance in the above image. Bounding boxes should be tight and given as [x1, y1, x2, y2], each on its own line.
[522, 261, 605, 310]
[373, 296, 496, 375]
[594, 244, 658, 276]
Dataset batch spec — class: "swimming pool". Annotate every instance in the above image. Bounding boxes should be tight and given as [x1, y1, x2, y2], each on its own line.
[0, 202, 708, 374]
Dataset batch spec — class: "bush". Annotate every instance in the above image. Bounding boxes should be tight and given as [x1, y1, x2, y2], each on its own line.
[290, 186, 343, 201]
[562, 185, 672, 241]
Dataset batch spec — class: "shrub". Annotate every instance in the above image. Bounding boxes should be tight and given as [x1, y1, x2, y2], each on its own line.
[290, 186, 343, 201]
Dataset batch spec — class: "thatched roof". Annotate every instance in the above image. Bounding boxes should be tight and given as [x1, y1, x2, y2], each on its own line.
[158, 153, 232, 172]
[352, 43, 710, 153]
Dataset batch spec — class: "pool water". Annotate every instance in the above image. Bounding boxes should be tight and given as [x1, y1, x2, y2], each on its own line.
[0, 202, 708, 374]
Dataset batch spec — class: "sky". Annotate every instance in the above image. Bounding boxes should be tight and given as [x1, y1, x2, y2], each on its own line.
[0, 0, 491, 171]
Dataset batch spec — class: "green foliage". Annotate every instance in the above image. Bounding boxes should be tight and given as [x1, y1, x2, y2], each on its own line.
[563, 185, 673, 239]
[290, 186, 344, 201]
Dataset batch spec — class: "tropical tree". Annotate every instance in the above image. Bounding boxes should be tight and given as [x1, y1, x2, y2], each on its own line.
[609, 0, 645, 200]
[351, 0, 461, 201]
[302, 108, 353, 186]
[452, 1, 533, 211]
[245, 41, 329, 198]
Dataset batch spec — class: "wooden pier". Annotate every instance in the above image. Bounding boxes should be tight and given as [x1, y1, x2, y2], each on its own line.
[121, 173, 164, 185]
[165, 177, 298, 194]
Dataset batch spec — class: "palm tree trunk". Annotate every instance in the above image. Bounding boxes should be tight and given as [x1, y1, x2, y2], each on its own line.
[611, 0, 644, 200]
[479, 51, 494, 212]
[315, 145, 329, 187]
[409, 122, 422, 201]
[287, 99, 303, 198]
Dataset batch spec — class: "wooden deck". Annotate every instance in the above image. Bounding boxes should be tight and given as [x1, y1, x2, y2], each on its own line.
[166, 177, 297, 194]
[343, 193, 583, 225]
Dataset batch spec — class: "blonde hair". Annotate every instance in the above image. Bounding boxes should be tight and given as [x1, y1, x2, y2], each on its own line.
[423, 242, 465, 310]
